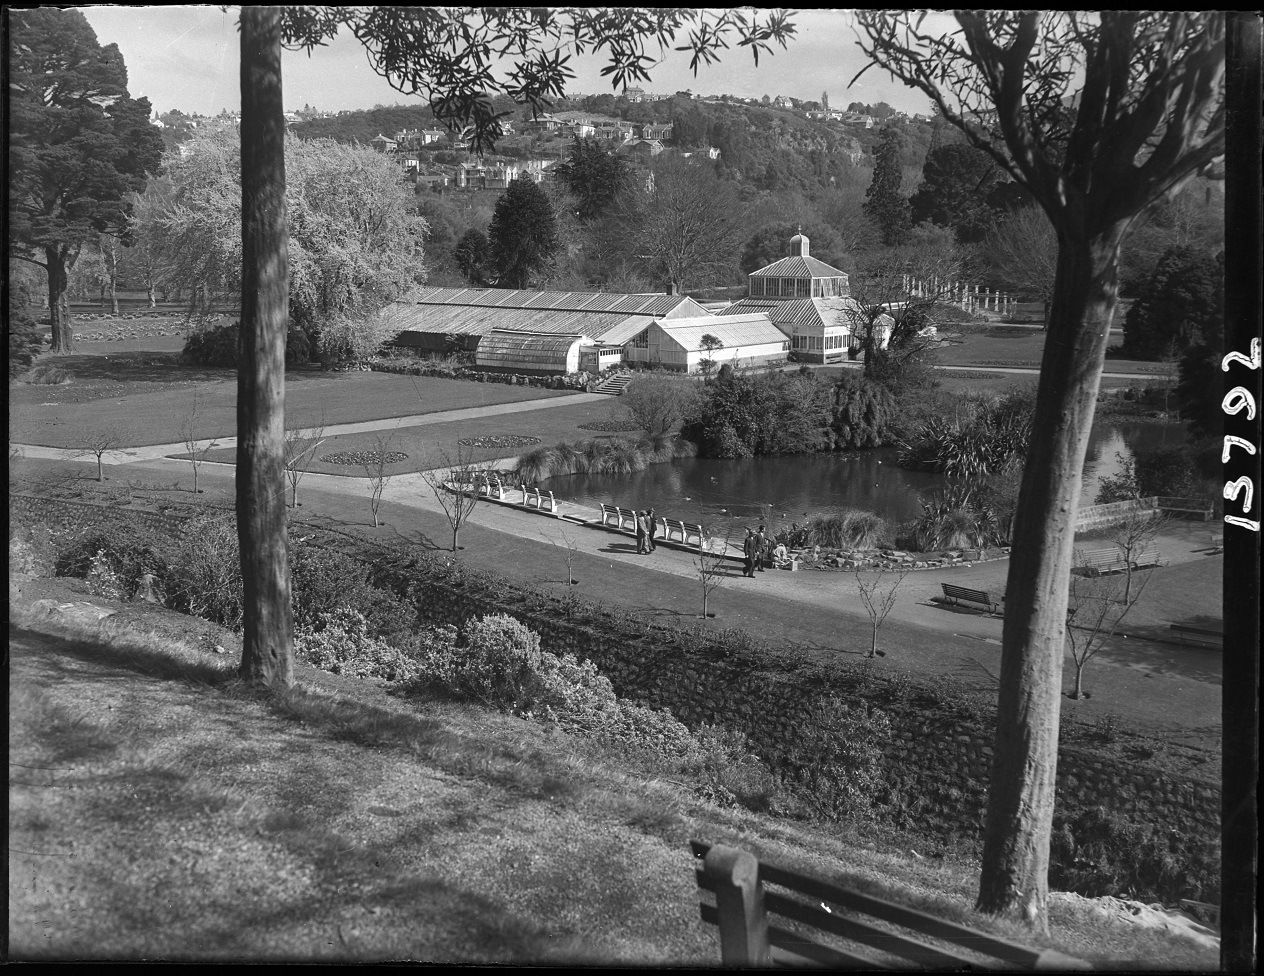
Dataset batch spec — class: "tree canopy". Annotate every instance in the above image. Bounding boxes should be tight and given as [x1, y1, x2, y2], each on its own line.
[863, 127, 912, 246]
[551, 136, 632, 221]
[908, 143, 1002, 242]
[159, 131, 427, 333]
[487, 176, 560, 289]
[1122, 246, 1225, 360]
[8, 7, 165, 352]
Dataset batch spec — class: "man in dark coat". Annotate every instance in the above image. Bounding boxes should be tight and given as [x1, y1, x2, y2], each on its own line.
[647, 507, 658, 552]
[755, 525, 769, 572]
[742, 527, 757, 577]
[636, 510, 648, 553]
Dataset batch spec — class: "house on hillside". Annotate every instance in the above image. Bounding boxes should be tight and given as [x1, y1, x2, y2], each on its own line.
[638, 122, 673, 141]
[773, 95, 794, 110]
[617, 138, 664, 159]
[370, 133, 398, 153]
[623, 87, 648, 102]
[522, 114, 563, 133]
[680, 146, 721, 161]
[562, 119, 596, 138]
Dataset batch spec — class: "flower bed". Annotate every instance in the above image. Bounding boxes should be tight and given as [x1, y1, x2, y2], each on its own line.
[795, 545, 1010, 572]
[457, 435, 540, 450]
[320, 450, 409, 466]
[369, 354, 591, 390]
[577, 420, 643, 432]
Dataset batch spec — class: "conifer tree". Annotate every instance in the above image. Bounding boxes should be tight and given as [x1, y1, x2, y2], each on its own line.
[487, 176, 559, 289]
[863, 126, 912, 246]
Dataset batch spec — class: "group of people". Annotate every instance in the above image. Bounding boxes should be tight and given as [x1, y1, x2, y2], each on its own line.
[742, 525, 791, 577]
[635, 508, 657, 554]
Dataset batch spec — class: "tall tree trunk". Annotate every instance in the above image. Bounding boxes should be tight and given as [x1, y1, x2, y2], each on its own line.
[236, 7, 293, 689]
[46, 247, 74, 354]
[976, 232, 1121, 928]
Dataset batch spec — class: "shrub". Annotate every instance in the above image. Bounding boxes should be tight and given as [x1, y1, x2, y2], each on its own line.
[21, 364, 73, 385]
[8, 305, 44, 377]
[53, 523, 174, 599]
[181, 322, 241, 367]
[1049, 806, 1220, 904]
[164, 517, 244, 629]
[296, 608, 421, 683]
[289, 540, 417, 645]
[783, 696, 892, 820]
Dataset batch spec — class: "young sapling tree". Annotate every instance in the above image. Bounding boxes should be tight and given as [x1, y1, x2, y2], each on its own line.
[853, 568, 910, 658]
[420, 444, 486, 551]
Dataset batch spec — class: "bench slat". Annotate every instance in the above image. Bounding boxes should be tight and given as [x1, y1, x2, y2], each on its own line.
[763, 890, 981, 969]
[755, 860, 1050, 969]
[700, 901, 893, 970]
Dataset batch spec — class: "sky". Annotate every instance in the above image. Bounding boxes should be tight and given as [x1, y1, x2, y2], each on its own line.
[76, 6, 945, 118]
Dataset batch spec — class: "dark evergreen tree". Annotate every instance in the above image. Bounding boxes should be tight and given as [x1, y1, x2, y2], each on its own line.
[863, 127, 912, 246]
[8, 305, 45, 378]
[909, 143, 1002, 242]
[453, 228, 490, 285]
[1176, 341, 1223, 441]
[8, 8, 165, 353]
[551, 137, 631, 221]
[1122, 247, 1224, 360]
[829, 373, 899, 448]
[487, 175, 559, 288]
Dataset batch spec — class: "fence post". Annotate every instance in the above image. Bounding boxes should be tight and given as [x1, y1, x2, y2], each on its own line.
[704, 846, 770, 967]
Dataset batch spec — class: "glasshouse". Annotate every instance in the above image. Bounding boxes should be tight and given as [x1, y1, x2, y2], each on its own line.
[474, 330, 590, 374]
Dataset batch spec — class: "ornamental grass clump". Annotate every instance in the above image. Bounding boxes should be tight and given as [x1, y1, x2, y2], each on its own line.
[808, 510, 888, 550]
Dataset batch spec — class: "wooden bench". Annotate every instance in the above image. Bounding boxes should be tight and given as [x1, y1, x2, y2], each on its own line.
[474, 473, 505, 500]
[691, 841, 1088, 970]
[1169, 623, 1223, 648]
[940, 583, 1003, 614]
[1079, 547, 1127, 577]
[1126, 541, 1162, 569]
[518, 484, 558, 515]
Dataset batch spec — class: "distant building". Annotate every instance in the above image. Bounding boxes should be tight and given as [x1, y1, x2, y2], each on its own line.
[638, 122, 673, 141]
[624, 314, 789, 372]
[370, 133, 398, 153]
[623, 86, 648, 102]
[617, 138, 664, 159]
[721, 231, 865, 363]
[773, 95, 793, 110]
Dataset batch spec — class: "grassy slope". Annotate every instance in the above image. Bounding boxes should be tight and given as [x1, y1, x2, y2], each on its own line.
[10, 350, 572, 449]
[8, 593, 1216, 966]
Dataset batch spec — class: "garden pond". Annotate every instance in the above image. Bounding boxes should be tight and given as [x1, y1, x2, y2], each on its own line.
[541, 420, 1188, 535]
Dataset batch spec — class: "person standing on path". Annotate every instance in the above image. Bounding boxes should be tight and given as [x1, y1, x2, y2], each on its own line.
[742, 527, 757, 577]
[647, 507, 658, 552]
[636, 509, 648, 554]
[755, 525, 769, 572]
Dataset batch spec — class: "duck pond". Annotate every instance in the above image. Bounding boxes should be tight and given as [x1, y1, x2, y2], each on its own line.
[540, 420, 1187, 535]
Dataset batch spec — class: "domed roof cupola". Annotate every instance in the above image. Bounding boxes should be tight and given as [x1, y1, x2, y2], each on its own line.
[789, 225, 810, 257]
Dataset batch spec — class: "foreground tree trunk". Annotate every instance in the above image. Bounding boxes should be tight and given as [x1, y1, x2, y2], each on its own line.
[236, 7, 293, 689]
[46, 246, 74, 354]
[977, 232, 1120, 928]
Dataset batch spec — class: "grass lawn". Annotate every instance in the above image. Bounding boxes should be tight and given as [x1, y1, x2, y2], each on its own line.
[189, 398, 637, 476]
[930, 325, 1166, 375]
[7, 595, 1217, 965]
[10, 355, 575, 449]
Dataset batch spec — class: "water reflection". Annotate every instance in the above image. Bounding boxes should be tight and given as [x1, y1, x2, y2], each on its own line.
[542, 421, 1187, 532]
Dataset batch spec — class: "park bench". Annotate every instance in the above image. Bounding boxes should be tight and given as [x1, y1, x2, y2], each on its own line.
[691, 841, 1088, 970]
[659, 517, 704, 549]
[597, 503, 639, 533]
[518, 484, 558, 515]
[1079, 547, 1127, 577]
[1168, 623, 1223, 648]
[1156, 496, 1214, 520]
[474, 473, 505, 501]
[1208, 533, 1223, 553]
[1126, 542, 1162, 569]
[939, 583, 1003, 614]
